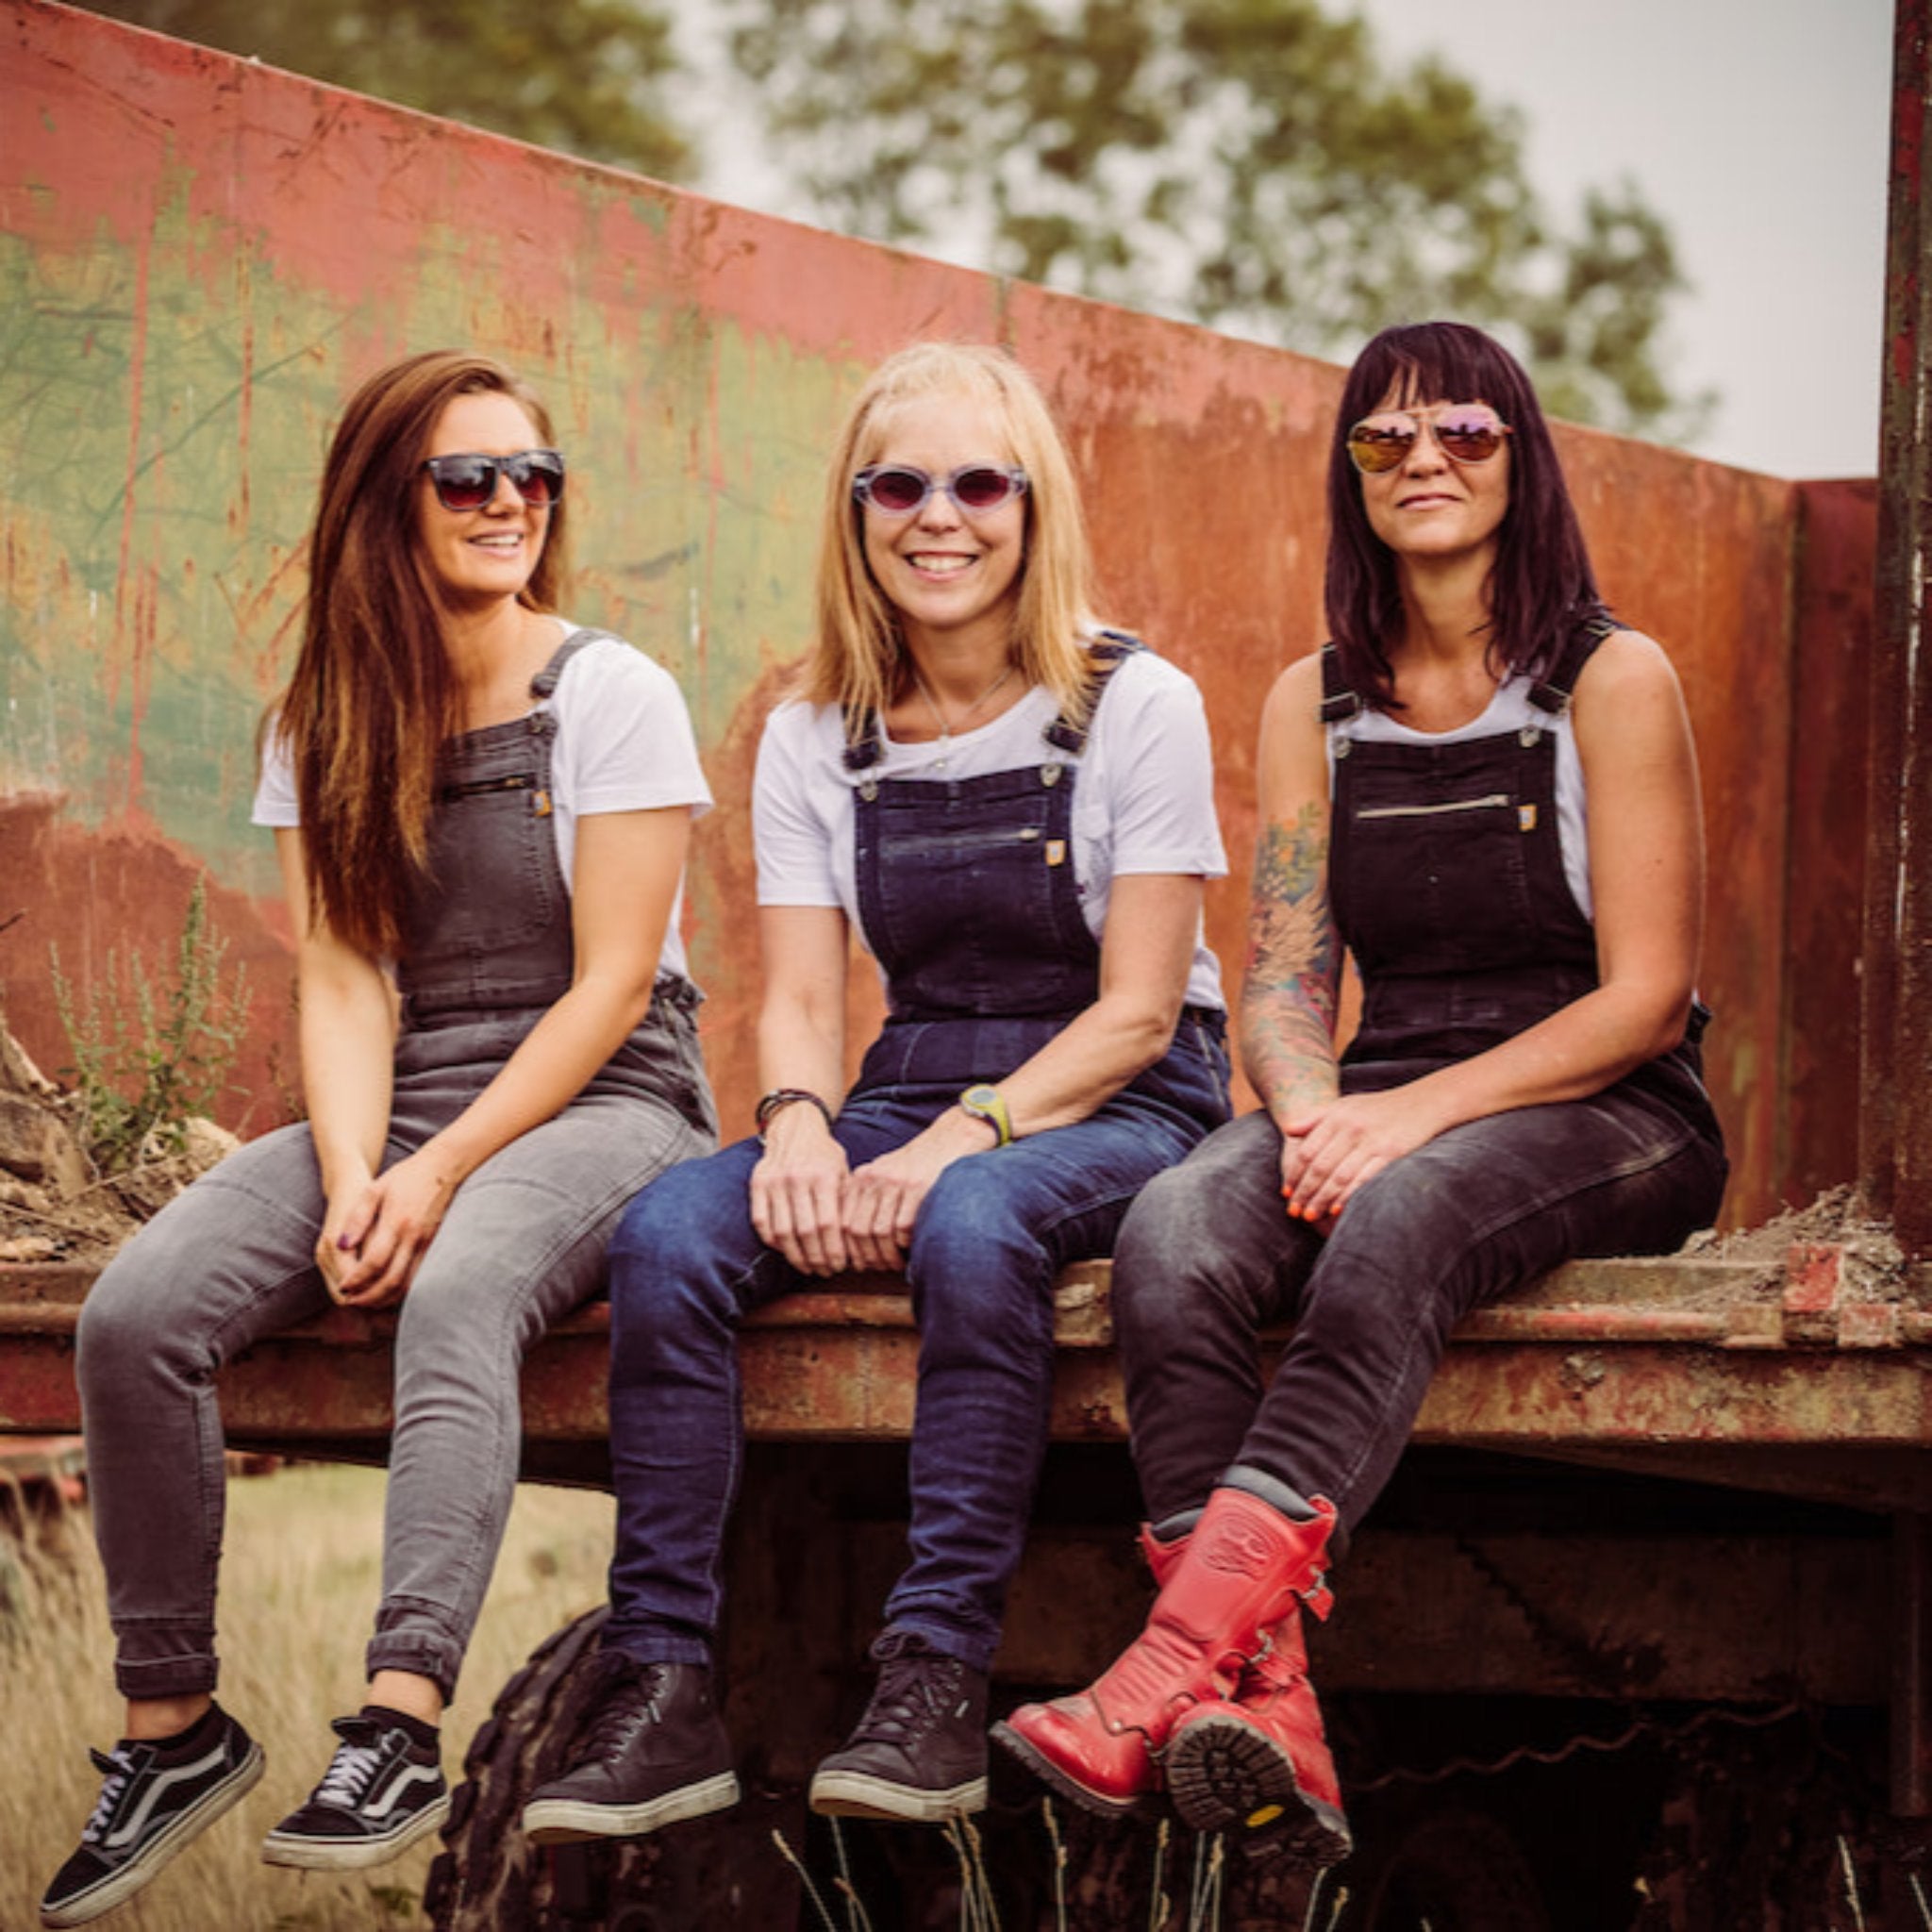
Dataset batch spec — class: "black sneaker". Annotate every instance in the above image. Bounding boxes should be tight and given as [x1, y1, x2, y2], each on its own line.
[808, 1630, 988, 1823]
[260, 1714, 449, 1870]
[522, 1654, 741, 1844]
[41, 1704, 263, 1927]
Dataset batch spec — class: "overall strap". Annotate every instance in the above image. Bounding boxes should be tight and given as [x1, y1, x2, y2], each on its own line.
[1525, 608, 1620, 716]
[1042, 629, 1146, 756]
[841, 629, 1150, 772]
[1318, 641, 1363, 724]
[530, 626, 608, 701]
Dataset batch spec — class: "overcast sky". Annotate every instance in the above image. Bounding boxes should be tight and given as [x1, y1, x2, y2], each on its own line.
[688, 1, 1893, 480]
[1349, 0, 1892, 478]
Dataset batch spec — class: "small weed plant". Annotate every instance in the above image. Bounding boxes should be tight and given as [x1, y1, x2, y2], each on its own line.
[50, 873, 250, 1171]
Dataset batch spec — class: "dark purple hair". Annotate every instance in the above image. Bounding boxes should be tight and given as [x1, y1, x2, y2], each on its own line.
[1324, 322, 1604, 708]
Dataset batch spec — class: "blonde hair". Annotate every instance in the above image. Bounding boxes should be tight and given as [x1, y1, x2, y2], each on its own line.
[802, 342, 1106, 729]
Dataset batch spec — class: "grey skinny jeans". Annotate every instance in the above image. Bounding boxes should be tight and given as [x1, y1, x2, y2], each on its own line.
[77, 1011, 714, 1703]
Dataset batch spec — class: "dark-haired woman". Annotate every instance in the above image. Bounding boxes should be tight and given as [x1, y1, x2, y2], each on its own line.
[42, 351, 716, 1928]
[998, 321, 1727, 1865]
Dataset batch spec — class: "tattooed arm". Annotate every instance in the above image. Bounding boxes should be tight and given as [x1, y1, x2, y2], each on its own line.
[1241, 658, 1343, 1204]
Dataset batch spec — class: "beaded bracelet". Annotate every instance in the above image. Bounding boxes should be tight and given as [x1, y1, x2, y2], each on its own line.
[755, 1087, 836, 1141]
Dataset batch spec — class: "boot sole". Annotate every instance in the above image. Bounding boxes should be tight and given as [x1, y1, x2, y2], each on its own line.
[989, 1721, 1162, 1823]
[42, 1744, 265, 1929]
[260, 1792, 450, 1871]
[808, 1768, 987, 1823]
[1164, 1715, 1351, 1865]
[522, 1770, 741, 1844]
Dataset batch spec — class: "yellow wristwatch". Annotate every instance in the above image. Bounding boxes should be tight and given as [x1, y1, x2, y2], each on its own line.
[958, 1083, 1013, 1147]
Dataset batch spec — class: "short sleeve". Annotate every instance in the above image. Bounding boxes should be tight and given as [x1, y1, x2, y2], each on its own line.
[252, 721, 299, 828]
[753, 704, 845, 907]
[1089, 658, 1227, 879]
[552, 637, 712, 818]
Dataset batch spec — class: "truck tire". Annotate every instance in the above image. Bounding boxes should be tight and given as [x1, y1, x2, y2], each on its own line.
[424, 1606, 807, 1929]
[424, 1604, 652, 1930]
[1358, 1807, 1551, 1932]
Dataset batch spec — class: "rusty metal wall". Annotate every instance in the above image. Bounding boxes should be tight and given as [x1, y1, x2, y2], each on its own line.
[0, 0, 1876, 1224]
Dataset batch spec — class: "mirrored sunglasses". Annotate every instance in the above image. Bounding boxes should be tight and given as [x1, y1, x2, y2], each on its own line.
[851, 464, 1029, 517]
[423, 448, 567, 511]
[1346, 407, 1510, 475]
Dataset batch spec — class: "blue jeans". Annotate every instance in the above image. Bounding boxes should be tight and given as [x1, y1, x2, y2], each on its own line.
[1113, 1073, 1728, 1541]
[603, 1032, 1228, 1676]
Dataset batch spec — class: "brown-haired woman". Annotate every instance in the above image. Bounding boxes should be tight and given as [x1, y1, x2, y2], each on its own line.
[42, 350, 717, 1928]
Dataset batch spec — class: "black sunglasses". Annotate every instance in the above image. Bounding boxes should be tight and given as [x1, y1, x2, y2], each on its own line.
[851, 463, 1028, 517]
[423, 448, 567, 512]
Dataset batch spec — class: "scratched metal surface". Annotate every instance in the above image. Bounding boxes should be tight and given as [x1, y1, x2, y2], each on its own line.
[0, 0, 1876, 1224]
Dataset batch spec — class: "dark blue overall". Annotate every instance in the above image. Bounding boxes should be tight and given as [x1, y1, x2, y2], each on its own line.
[1111, 625, 1727, 1540]
[602, 658, 1231, 1674]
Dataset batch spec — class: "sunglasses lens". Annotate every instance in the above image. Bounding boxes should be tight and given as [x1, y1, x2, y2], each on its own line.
[863, 468, 928, 513]
[952, 467, 1017, 510]
[508, 454, 563, 505]
[432, 458, 497, 510]
[1437, 412, 1504, 462]
[1347, 423, 1413, 474]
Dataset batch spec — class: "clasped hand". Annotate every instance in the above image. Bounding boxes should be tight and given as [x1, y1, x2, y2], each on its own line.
[316, 1148, 458, 1307]
[1278, 1086, 1446, 1229]
[750, 1127, 965, 1276]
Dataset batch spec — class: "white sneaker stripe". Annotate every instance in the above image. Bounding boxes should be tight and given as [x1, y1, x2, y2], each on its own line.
[102, 1743, 228, 1851]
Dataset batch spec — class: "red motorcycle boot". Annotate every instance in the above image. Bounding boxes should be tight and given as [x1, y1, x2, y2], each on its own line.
[993, 1489, 1336, 1819]
[992, 1520, 1189, 1817]
[1165, 1587, 1351, 1867]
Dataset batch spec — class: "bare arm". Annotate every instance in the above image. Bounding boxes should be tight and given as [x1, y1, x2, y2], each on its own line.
[275, 827, 398, 1296]
[747, 903, 856, 1276]
[1241, 656, 1343, 1128]
[326, 806, 693, 1305]
[1284, 630, 1705, 1224]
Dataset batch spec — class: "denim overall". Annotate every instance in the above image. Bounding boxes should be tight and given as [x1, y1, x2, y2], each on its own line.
[1114, 623, 1728, 1541]
[602, 645, 1231, 1674]
[79, 633, 716, 1701]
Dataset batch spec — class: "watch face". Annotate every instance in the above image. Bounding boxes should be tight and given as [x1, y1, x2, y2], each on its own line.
[963, 1085, 998, 1110]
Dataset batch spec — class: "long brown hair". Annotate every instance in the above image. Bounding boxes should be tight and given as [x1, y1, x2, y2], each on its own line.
[803, 342, 1105, 727]
[269, 351, 567, 958]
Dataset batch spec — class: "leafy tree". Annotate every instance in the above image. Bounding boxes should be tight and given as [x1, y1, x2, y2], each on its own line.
[78, 0, 691, 182]
[726, 0, 1708, 437]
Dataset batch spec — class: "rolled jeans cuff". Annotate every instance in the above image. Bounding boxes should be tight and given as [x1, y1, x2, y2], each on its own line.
[112, 1624, 219, 1702]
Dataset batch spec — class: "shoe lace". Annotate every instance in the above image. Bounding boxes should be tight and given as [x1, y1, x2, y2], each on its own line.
[854, 1636, 964, 1746]
[314, 1738, 386, 1809]
[82, 1746, 138, 1841]
[579, 1659, 671, 1765]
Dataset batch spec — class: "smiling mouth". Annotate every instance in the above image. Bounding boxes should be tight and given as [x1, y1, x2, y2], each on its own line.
[908, 553, 975, 575]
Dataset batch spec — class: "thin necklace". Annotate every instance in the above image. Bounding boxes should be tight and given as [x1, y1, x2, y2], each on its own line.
[908, 659, 1018, 756]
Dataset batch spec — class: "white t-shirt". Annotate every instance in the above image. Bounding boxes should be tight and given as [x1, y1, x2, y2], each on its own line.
[254, 625, 712, 984]
[754, 648, 1228, 1011]
[1327, 675, 1593, 919]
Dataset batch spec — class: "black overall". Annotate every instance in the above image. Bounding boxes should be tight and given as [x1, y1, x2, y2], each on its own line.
[602, 644, 1230, 1674]
[1113, 625, 1728, 1540]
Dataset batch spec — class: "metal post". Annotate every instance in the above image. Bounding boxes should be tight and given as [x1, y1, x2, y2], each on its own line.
[1869, 0, 1932, 1257]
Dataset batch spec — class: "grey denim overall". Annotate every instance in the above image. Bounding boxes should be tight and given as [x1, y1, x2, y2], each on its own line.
[78, 633, 717, 1700]
[601, 641, 1229, 1674]
[1113, 622, 1728, 1541]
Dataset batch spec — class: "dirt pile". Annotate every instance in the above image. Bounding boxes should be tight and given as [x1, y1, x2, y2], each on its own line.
[0, 1008, 234, 1264]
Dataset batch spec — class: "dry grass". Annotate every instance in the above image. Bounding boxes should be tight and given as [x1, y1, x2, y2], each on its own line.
[0, 1463, 615, 1931]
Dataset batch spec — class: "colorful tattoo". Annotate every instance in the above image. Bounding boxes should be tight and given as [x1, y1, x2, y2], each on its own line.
[1241, 803, 1341, 1115]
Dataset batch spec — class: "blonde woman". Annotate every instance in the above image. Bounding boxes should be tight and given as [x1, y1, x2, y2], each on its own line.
[523, 342, 1232, 1839]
